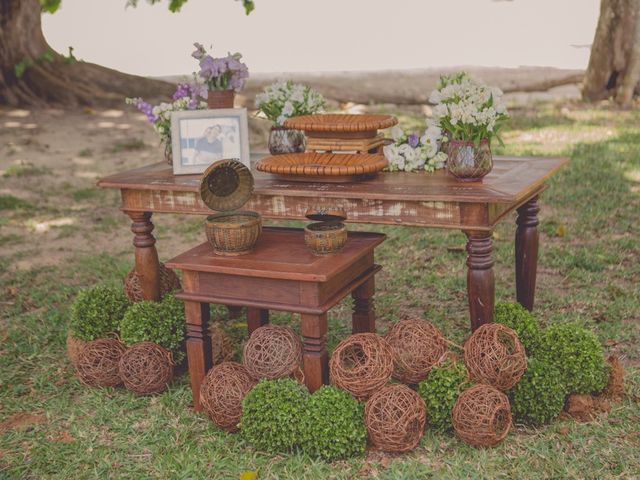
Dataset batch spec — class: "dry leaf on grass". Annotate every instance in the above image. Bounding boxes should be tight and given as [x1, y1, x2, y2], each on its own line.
[0, 412, 45, 432]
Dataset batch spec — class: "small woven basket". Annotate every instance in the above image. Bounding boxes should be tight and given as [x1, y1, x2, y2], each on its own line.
[205, 212, 262, 256]
[304, 222, 347, 255]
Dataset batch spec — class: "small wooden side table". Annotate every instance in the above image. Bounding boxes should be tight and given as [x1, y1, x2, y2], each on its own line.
[166, 226, 386, 410]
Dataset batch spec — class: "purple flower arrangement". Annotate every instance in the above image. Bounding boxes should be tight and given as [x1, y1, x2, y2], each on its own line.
[126, 82, 208, 144]
[192, 43, 249, 92]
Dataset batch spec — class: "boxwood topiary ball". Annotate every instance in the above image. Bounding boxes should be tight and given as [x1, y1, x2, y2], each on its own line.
[120, 294, 186, 363]
[494, 302, 542, 355]
[536, 323, 608, 395]
[69, 285, 130, 341]
[300, 386, 367, 461]
[509, 357, 565, 426]
[240, 378, 308, 453]
[418, 358, 473, 431]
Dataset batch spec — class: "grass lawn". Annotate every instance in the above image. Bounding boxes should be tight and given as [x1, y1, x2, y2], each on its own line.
[1, 101, 639, 479]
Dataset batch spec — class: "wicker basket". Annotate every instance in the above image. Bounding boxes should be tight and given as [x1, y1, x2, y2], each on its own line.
[205, 211, 262, 256]
[304, 207, 347, 255]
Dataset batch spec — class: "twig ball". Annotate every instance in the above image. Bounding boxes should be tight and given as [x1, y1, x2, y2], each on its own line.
[364, 384, 427, 452]
[452, 383, 512, 447]
[118, 342, 174, 395]
[76, 338, 126, 387]
[463, 323, 526, 391]
[209, 323, 235, 365]
[329, 333, 394, 401]
[200, 361, 257, 432]
[384, 319, 448, 384]
[243, 325, 302, 380]
[123, 263, 181, 303]
[66, 333, 87, 367]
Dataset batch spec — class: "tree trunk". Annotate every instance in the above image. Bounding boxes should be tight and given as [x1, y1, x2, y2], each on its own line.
[0, 0, 174, 107]
[582, 0, 640, 106]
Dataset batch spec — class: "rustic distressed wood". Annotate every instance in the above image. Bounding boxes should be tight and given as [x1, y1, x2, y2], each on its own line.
[125, 211, 161, 301]
[515, 196, 540, 311]
[182, 299, 212, 411]
[465, 231, 495, 332]
[99, 154, 568, 329]
[167, 227, 384, 396]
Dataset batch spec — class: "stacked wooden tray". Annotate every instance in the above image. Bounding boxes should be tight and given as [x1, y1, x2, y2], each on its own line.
[257, 114, 397, 182]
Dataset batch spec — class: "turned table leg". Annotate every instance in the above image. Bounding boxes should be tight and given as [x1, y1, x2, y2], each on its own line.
[352, 277, 376, 333]
[247, 308, 269, 335]
[464, 231, 495, 331]
[183, 301, 212, 411]
[515, 196, 540, 311]
[301, 313, 328, 393]
[125, 211, 160, 301]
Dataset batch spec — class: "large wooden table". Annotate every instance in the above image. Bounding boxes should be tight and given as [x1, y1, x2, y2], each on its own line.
[98, 154, 568, 330]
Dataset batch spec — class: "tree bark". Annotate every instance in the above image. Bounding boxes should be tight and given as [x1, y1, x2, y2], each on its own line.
[582, 0, 640, 106]
[0, 0, 174, 107]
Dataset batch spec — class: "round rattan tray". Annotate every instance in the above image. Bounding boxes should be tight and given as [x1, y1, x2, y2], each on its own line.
[256, 152, 387, 183]
[284, 114, 398, 134]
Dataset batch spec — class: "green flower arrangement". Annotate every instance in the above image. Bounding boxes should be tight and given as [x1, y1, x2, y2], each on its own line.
[300, 386, 367, 461]
[536, 322, 608, 395]
[418, 358, 473, 431]
[69, 285, 130, 341]
[493, 302, 542, 355]
[509, 357, 565, 426]
[240, 378, 308, 454]
[119, 294, 186, 362]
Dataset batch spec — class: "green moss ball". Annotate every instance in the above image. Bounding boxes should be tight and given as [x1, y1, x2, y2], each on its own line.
[240, 378, 308, 454]
[69, 285, 130, 341]
[536, 322, 608, 395]
[509, 357, 565, 426]
[494, 302, 541, 355]
[300, 386, 366, 461]
[119, 294, 186, 362]
[418, 359, 473, 431]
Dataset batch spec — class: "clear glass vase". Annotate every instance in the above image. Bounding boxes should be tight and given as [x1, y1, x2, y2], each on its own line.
[447, 139, 492, 181]
[268, 127, 306, 155]
[164, 140, 172, 165]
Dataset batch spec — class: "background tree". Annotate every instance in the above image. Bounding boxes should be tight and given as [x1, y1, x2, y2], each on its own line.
[582, 0, 640, 106]
[0, 0, 254, 106]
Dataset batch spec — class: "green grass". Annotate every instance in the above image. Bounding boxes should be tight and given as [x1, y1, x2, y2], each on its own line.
[0, 194, 32, 211]
[110, 138, 147, 153]
[1, 102, 639, 479]
[3, 163, 50, 178]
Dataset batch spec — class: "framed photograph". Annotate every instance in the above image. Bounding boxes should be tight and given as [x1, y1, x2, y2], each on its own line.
[170, 108, 250, 175]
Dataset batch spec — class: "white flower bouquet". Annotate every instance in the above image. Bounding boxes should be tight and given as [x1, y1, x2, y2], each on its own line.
[255, 81, 326, 126]
[383, 125, 447, 173]
[429, 72, 508, 145]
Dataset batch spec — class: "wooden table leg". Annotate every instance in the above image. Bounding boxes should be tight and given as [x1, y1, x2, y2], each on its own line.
[183, 301, 212, 411]
[301, 313, 328, 392]
[352, 277, 376, 333]
[125, 211, 160, 301]
[515, 196, 540, 311]
[247, 308, 269, 335]
[464, 231, 495, 331]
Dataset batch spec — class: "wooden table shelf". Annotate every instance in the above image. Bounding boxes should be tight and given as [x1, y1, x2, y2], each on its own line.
[98, 154, 568, 330]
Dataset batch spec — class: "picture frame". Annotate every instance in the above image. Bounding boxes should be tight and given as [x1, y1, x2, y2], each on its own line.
[170, 108, 250, 175]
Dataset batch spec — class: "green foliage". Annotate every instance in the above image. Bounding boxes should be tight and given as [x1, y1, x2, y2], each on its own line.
[494, 302, 542, 355]
[40, 0, 62, 13]
[509, 357, 565, 426]
[0, 195, 32, 211]
[126, 0, 255, 14]
[119, 294, 186, 362]
[536, 323, 608, 395]
[240, 379, 308, 453]
[418, 359, 473, 431]
[69, 285, 130, 341]
[300, 386, 366, 461]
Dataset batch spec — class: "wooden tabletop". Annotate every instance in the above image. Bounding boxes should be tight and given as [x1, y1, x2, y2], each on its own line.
[165, 227, 386, 282]
[98, 154, 568, 205]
